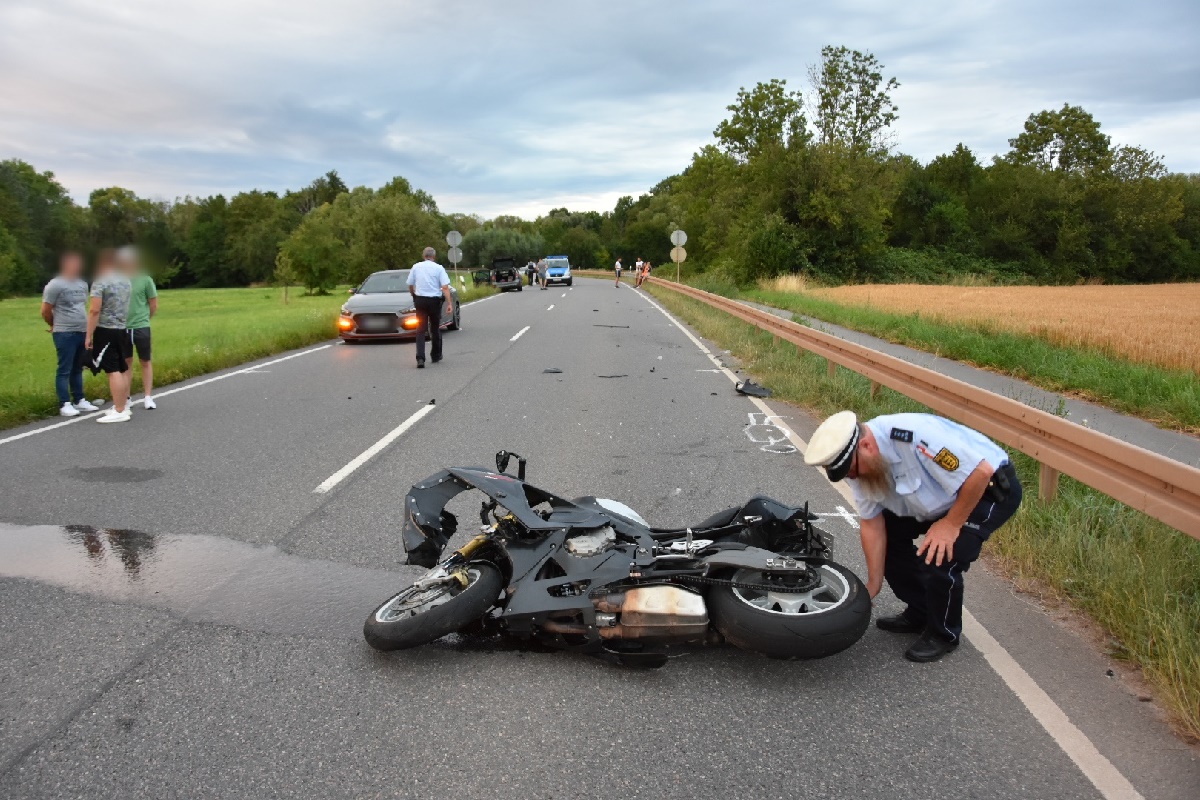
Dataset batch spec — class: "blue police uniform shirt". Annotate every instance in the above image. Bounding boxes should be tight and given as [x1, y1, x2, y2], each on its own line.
[849, 413, 1009, 521]
[407, 260, 450, 297]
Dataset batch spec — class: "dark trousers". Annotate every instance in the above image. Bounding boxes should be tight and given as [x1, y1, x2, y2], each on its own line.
[883, 463, 1022, 642]
[413, 295, 443, 363]
[52, 331, 86, 405]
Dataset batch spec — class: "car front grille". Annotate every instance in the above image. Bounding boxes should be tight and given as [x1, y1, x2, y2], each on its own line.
[354, 313, 400, 334]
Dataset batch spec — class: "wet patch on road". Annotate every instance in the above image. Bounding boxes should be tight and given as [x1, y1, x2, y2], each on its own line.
[0, 522, 411, 640]
[61, 466, 164, 483]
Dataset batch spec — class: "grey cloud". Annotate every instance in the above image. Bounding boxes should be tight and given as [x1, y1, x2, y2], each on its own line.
[1, 0, 1196, 217]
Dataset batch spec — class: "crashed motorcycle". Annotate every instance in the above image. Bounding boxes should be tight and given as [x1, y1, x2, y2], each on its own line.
[364, 452, 870, 666]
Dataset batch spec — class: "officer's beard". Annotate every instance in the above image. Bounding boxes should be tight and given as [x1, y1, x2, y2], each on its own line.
[855, 449, 894, 500]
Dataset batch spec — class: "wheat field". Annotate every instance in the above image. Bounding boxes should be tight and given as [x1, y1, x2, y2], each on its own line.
[798, 282, 1200, 373]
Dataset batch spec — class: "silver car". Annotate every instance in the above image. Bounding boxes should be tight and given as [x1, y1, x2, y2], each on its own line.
[339, 270, 460, 341]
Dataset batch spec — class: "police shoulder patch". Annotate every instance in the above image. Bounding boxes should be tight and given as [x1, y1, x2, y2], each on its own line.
[933, 448, 960, 472]
[890, 428, 914, 443]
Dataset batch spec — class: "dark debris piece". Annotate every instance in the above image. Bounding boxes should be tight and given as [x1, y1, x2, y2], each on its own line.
[735, 380, 772, 398]
[543, 368, 563, 374]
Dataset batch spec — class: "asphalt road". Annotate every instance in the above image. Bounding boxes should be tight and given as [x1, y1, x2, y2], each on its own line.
[0, 278, 1195, 799]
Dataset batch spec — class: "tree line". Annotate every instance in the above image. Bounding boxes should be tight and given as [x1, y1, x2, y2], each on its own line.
[3, 43, 1197, 297]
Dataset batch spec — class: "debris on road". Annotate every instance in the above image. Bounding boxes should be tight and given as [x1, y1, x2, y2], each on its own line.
[543, 368, 563, 374]
[593, 324, 630, 328]
[735, 380, 772, 398]
[598, 374, 628, 379]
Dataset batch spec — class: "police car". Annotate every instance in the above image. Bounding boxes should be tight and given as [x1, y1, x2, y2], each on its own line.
[544, 255, 572, 286]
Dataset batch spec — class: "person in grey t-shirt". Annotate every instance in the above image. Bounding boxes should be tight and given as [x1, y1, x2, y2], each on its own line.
[86, 248, 134, 423]
[41, 251, 102, 417]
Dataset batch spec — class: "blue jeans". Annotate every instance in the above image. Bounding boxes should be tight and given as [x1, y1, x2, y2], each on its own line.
[52, 331, 86, 405]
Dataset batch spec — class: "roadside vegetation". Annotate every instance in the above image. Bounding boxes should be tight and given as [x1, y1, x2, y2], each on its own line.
[0, 282, 494, 431]
[700, 277, 1200, 433]
[647, 284, 1200, 742]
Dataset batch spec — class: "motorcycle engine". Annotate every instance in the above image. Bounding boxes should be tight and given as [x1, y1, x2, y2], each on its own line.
[564, 525, 617, 557]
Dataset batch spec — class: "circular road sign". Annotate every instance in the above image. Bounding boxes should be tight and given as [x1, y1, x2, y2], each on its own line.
[446, 230, 463, 247]
[447, 246, 463, 264]
[670, 246, 687, 263]
[671, 229, 687, 247]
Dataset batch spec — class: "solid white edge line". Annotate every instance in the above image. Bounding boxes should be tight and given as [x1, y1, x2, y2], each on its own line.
[510, 325, 530, 342]
[0, 343, 333, 447]
[633, 284, 1144, 800]
[313, 403, 436, 494]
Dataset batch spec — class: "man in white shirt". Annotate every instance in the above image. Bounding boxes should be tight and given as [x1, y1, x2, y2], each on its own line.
[614, 257, 623, 287]
[805, 411, 1022, 662]
[406, 247, 454, 368]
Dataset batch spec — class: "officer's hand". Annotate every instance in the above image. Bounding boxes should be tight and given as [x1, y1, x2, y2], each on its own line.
[917, 519, 959, 567]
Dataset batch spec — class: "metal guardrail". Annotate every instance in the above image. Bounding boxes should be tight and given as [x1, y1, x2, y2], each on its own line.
[642, 276, 1200, 538]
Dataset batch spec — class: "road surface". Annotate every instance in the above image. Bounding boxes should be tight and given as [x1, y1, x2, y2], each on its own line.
[0, 278, 1195, 799]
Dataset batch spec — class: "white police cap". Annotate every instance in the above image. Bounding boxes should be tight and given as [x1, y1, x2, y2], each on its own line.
[804, 410, 860, 482]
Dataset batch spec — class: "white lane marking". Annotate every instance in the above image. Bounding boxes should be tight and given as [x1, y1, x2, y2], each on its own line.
[510, 326, 530, 342]
[561, 292, 567, 298]
[547, 304, 555, 311]
[464, 295, 496, 306]
[635, 285, 1143, 800]
[313, 404, 436, 494]
[0, 344, 333, 447]
[963, 612, 1144, 800]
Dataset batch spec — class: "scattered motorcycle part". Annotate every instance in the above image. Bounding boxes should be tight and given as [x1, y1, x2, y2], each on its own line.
[735, 380, 773, 398]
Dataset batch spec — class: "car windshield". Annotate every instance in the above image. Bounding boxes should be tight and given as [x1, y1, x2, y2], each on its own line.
[546, 258, 569, 269]
[358, 271, 410, 293]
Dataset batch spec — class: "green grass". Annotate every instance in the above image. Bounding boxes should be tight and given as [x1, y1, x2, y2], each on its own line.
[739, 286, 1200, 433]
[648, 283, 1200, 742]
[0, 282, 495, 431]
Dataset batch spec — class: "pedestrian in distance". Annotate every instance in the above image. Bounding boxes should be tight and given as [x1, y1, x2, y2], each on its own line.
[85, 249, 134, 423]
[614, 257, 623, 286]
[525, 260, 537, 286]
[804, 411, 1022, 662]
[537, 257, 548, 290]
[41, 251, 103, 417]
[406, 246, 454, 368]
[122, 247, 159, 409]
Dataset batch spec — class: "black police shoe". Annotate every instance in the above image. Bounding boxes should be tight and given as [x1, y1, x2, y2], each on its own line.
[876, 611, 925, 634]
[905, 631, 959, 663]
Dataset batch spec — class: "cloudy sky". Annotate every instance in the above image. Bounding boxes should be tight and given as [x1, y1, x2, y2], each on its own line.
[1, 0, 1196, 217]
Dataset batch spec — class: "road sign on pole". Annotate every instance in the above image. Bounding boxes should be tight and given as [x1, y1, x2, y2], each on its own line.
[446, 231, 463, 286]
[669, 230, 687, 282]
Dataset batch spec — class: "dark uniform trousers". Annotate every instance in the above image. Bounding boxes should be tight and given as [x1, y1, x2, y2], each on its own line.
[413, 295, 443, 363]
[882, 463, 1022, 643]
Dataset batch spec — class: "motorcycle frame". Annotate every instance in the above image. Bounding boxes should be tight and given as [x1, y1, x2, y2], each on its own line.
[400, 460, 833, 653]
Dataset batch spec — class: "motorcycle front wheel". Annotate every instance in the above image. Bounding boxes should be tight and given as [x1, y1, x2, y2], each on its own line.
[364, 563, 503, 652]
[707, 561, 870, 659]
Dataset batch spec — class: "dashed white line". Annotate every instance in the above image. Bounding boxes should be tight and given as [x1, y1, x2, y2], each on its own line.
[547, 304, 555, 311]
[0, 343, 333, 447]
[633, 284, 1144, 800]
[313, 403, 436, 494]
[510, 325, 531, 342]
[561, 292, 567, 298]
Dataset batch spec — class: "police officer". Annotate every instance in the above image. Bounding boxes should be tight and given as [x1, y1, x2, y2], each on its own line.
[406, 247, 454, 368]
[804, 411, 1022, 662]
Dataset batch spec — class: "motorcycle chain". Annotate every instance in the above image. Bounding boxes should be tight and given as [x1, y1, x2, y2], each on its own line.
[670, 573, 822, 594]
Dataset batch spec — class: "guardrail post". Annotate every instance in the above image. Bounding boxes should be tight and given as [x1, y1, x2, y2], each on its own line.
[827, 359, 836, 378]
[870, 380, 880, 398]
[1038, 463, 1060, 502]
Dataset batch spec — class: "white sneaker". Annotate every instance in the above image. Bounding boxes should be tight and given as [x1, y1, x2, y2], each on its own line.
[60, 402, 80, 417]
[74, 399, 101, 412]
[144, 396, 156, 410]
[97, 408, 131, 424]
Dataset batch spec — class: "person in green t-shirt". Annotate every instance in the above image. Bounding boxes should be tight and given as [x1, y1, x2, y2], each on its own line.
[123, 248, 159, 409]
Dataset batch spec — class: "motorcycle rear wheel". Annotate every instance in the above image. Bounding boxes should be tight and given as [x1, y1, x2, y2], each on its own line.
[708, 561, 869, 659]
[364, 563, 503, 652]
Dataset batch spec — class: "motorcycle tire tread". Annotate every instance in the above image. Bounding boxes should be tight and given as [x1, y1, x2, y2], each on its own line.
[364, 563, 504, 652]
[707, 561, 870, 660]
